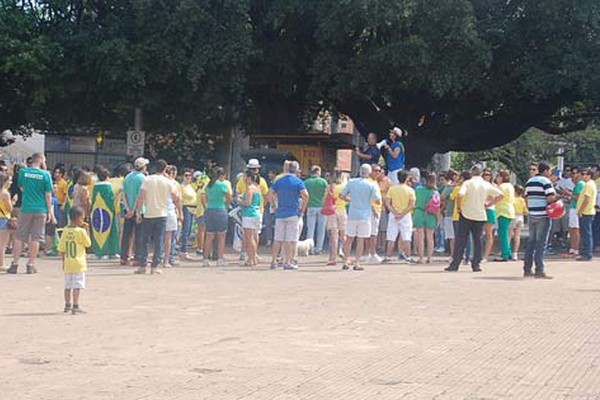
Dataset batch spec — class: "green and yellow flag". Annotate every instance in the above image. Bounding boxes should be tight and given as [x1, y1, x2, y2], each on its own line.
[90, 182, 120, 256]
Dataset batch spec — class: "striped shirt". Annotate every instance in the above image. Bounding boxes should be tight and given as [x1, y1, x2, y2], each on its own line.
[525, 175, 555, 217]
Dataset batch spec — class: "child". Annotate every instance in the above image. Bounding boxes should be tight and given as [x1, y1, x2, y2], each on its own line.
[511, 185, 528, 261]
[58, 206, 91, 314]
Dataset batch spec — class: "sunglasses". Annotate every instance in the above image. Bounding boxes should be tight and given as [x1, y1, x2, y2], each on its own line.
[529, 168, 537, 171]
[184, 173, 191, 177]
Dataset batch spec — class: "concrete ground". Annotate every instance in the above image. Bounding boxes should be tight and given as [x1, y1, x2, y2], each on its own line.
[2, 253, 600, 400]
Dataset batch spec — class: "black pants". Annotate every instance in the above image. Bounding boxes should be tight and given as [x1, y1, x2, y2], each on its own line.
[449, 215, 484, 270]
[120, 214, 144, 261]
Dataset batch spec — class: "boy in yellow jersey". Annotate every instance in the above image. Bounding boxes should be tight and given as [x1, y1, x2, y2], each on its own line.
[58, 206, 91, 314]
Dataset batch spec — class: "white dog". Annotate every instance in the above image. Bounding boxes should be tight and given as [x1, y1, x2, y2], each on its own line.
[296, 239, 314, 257]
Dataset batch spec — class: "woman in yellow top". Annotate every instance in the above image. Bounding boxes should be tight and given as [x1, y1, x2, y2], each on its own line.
[326, 169, 347, 266]
[495, 170, 515, 261]
[511, 184, 528, 261]
[194, 173, 210, 256]
[0, 172, 12, 270]
[179, 169, 197, 260]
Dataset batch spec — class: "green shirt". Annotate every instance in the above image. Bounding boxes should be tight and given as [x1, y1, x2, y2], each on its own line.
[205, 181, 230, 210]
[571, 180, 584, 209]
[304, 176, 328, 208]
[19, 167, 53, 214]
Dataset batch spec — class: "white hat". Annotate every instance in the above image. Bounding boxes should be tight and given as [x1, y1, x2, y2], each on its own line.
[392, 127, 407, 137]
[192, 170, 202, 179]
[134, 157, 150, 169]
[247, 158, 261, 168]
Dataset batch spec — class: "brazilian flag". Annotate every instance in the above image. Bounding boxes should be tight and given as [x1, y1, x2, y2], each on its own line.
[90, 182, 120, 256]
[65, 179, 75, 219]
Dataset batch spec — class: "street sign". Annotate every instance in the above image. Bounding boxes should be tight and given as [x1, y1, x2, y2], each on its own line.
[126, 130, 145, 156]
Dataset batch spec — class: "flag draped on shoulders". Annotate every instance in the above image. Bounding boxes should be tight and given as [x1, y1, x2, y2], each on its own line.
[91, 182, 120, 256]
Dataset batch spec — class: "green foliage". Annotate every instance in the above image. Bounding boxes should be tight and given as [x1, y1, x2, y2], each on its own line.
[452, 128, 600, 183]
[0, 0, 598, 167]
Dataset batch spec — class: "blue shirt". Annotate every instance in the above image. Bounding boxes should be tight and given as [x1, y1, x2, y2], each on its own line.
[363, 145, 381, 165]
[123, 170, 146, 214]
[340, 178, 381, 220]
[525, 175, 555, 218]
[271, 175, 306, 218]
[386, 141, 405, 171]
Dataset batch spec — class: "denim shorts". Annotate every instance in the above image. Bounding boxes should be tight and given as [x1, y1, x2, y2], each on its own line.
[204, 209, 228, 233]
[0, 217, 8, 231]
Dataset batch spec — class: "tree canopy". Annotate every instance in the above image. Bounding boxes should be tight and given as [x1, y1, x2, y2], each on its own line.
[1, 0, 599, 165]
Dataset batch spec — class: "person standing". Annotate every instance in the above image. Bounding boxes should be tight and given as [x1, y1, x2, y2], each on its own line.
[562, 167, 583, 258]
[482, 168, 496, 262]
[236, 159, 270, 261]
[239, 171, 262, 266]
[576, 168, 597, 261]
[269, 161, 309, 270]
[523, 162, 556, 278]
[57, 206, 91, 314]
[384, 170, 416, 263]
[445, 165, 503, 272]
[413, 173, 441, 264]
[179, 169, 197, 260]
[382, 128, 406, 185]
[133, 159, 180, 275]
[53, 166, 68, 227]
[304, 165, 328, 255]
[7, 152, 54, 274]
[511, 185, 528, 260]
[325, 169, 347, 266]
[355, 132, 382, 166]
[163, 165, 182, 268]
[0, 173, 13, 271]
[340, 164, 381, 271]
[441, 170, 458, 259]
[120, 157, 148, 266]
[90, 166, 120, 259]
[202, 167, 232, 267]
[494, 170, 515, 262]
[368, 165, 391, 263]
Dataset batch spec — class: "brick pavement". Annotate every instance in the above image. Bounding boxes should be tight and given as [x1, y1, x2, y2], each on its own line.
[2, 254, 600, 400]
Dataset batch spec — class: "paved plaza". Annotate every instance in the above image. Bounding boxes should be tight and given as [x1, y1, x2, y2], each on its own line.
[2, 253, 600, 400]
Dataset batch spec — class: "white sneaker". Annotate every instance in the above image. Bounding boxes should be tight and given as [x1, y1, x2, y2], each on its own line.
[203, 259, 211, 267]
[360, 255, 369, 263]
[370, 254, 383, 264]
[217, 259, 227, 267]
[512, 253, 518, 261]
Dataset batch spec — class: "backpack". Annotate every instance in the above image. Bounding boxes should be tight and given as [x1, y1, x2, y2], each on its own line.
[425, 191, 441, 214]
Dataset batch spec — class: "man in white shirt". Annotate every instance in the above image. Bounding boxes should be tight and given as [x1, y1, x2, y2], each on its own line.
[446, 164, 503, 272]
[133, 159, 180, 274]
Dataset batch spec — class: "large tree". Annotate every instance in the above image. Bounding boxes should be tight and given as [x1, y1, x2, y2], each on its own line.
[1, 1, 599, 166]
[247, 0, 600, 165]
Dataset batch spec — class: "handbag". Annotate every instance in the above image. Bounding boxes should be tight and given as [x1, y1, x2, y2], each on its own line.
[321, 185, 336, 216]
[425, 191, 441, 214]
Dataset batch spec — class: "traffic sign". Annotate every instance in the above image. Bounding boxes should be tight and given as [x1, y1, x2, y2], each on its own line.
[127, 130, 145, 156]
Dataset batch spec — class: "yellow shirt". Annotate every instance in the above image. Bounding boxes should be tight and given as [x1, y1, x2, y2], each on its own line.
[58, 226, 91, 273]
[369, 177, 383, 213]
[387, 184, 416, 214]
[450, 185, 464, 221]
[333, 183, 347, 212]
[496, 182, 515, 219]
[458, 176, 503, 222]
[181, 183, 197, 207]
[56, 178, 68, 205]
[577, 180, 597, 215]
[514, 197, 528, 216]
[236, 176, 269, 212]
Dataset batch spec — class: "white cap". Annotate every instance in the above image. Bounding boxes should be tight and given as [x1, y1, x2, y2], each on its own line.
[134, 157, 149, 169]
[247, 158, 261, 169]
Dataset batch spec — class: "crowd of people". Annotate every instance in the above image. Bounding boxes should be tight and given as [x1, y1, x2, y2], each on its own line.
[2, 130, 600, 311]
